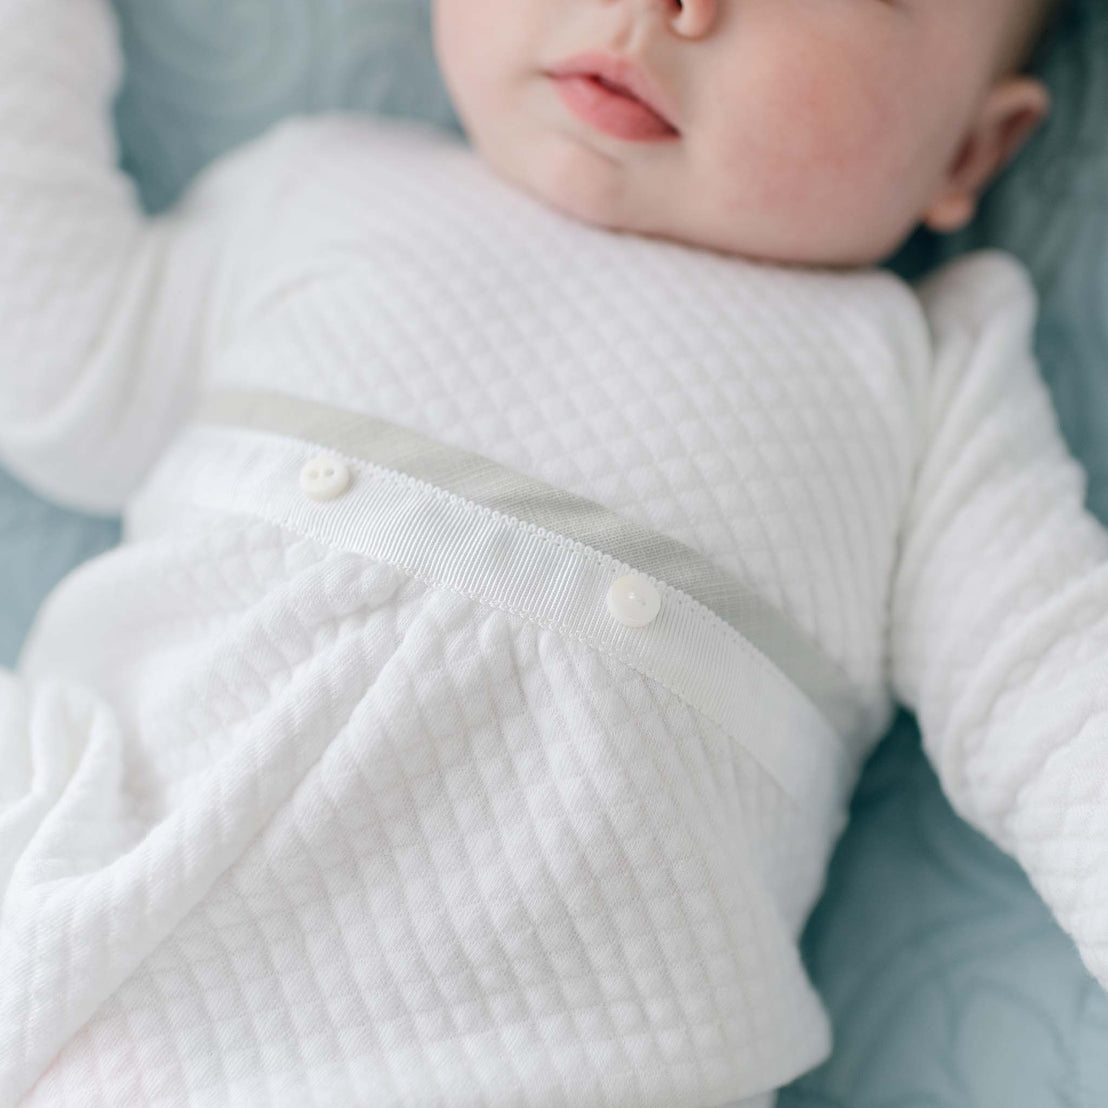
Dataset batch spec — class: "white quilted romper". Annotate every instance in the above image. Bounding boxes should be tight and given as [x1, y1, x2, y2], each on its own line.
[3, 2, 1108, 1106]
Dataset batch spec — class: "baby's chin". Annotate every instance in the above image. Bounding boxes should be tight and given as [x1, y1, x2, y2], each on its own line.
[481, 135, 908, 270]
[484, 144, 737, 258]
[487, 136, 640, 235]
[534, 181, 902, 269]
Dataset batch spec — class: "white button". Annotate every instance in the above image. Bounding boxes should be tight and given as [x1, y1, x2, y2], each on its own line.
[300, 455, 351, 501]
[607, 573, 661, 628]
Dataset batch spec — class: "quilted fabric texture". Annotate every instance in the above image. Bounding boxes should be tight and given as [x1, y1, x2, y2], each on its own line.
[0, 0, 928, 1082]
[3, 1, 1108, 1106]
[15, 502, 807, 1107]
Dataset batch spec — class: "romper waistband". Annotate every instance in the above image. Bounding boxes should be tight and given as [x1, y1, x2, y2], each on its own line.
[131, 387, 872, 816]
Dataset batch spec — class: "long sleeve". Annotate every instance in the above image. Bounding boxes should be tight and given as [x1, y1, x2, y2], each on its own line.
[892, 250, 1108, 988]
[0, 0, 295, 513]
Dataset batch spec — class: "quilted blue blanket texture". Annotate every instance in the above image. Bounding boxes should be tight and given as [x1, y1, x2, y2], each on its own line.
[1, 1, 1106, 1103]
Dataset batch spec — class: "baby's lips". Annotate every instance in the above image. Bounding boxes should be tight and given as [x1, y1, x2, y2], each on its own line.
[547, 52, 680, 134]
[551, 72, 680, 142]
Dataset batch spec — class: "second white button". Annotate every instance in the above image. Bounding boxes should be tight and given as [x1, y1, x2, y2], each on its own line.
[607, 573, 661, 628]
[300, 455, 351, 501]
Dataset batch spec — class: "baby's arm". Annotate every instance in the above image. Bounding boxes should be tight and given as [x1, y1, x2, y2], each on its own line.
[892, 251, 1108, 988]
[0, 0, 297, 512]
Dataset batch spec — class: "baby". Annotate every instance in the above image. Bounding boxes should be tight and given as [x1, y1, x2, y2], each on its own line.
[1, 0, 1101, 1106]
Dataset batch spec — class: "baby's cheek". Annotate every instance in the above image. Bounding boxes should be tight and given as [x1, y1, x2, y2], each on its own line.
[712, 52, 905, 228]
[435, 0, 533, 143]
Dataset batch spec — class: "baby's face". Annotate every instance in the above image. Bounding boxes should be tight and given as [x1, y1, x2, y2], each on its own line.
[434, 0, 1047, 266]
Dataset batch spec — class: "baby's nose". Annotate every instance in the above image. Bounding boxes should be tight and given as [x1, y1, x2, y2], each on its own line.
[666, 0, 717, 39]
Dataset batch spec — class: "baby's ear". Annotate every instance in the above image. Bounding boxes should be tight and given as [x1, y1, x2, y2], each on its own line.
[923, 77, 1050, 233]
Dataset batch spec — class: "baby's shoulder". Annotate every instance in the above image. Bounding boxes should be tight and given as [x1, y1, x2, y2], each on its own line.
[839, 250, 1039, 400]
[914, 250, 1037, 331]
[876, 250, 1044, 446]
[265, 110, 461, 152]
[180, 112, 465, 211]
[909, 249, 1041, 394]
[243, 111, 468, 184]
[836, 249, 1037, 343]
[791, 250, 1039, 417]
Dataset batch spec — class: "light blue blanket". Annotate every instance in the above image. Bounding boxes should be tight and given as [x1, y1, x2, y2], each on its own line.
[3, 2, 1106, 1102]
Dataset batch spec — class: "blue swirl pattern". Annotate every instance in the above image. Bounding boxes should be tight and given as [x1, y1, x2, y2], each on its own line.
[113, 0, 459, 213]
[2, 2, 1107, 1104]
